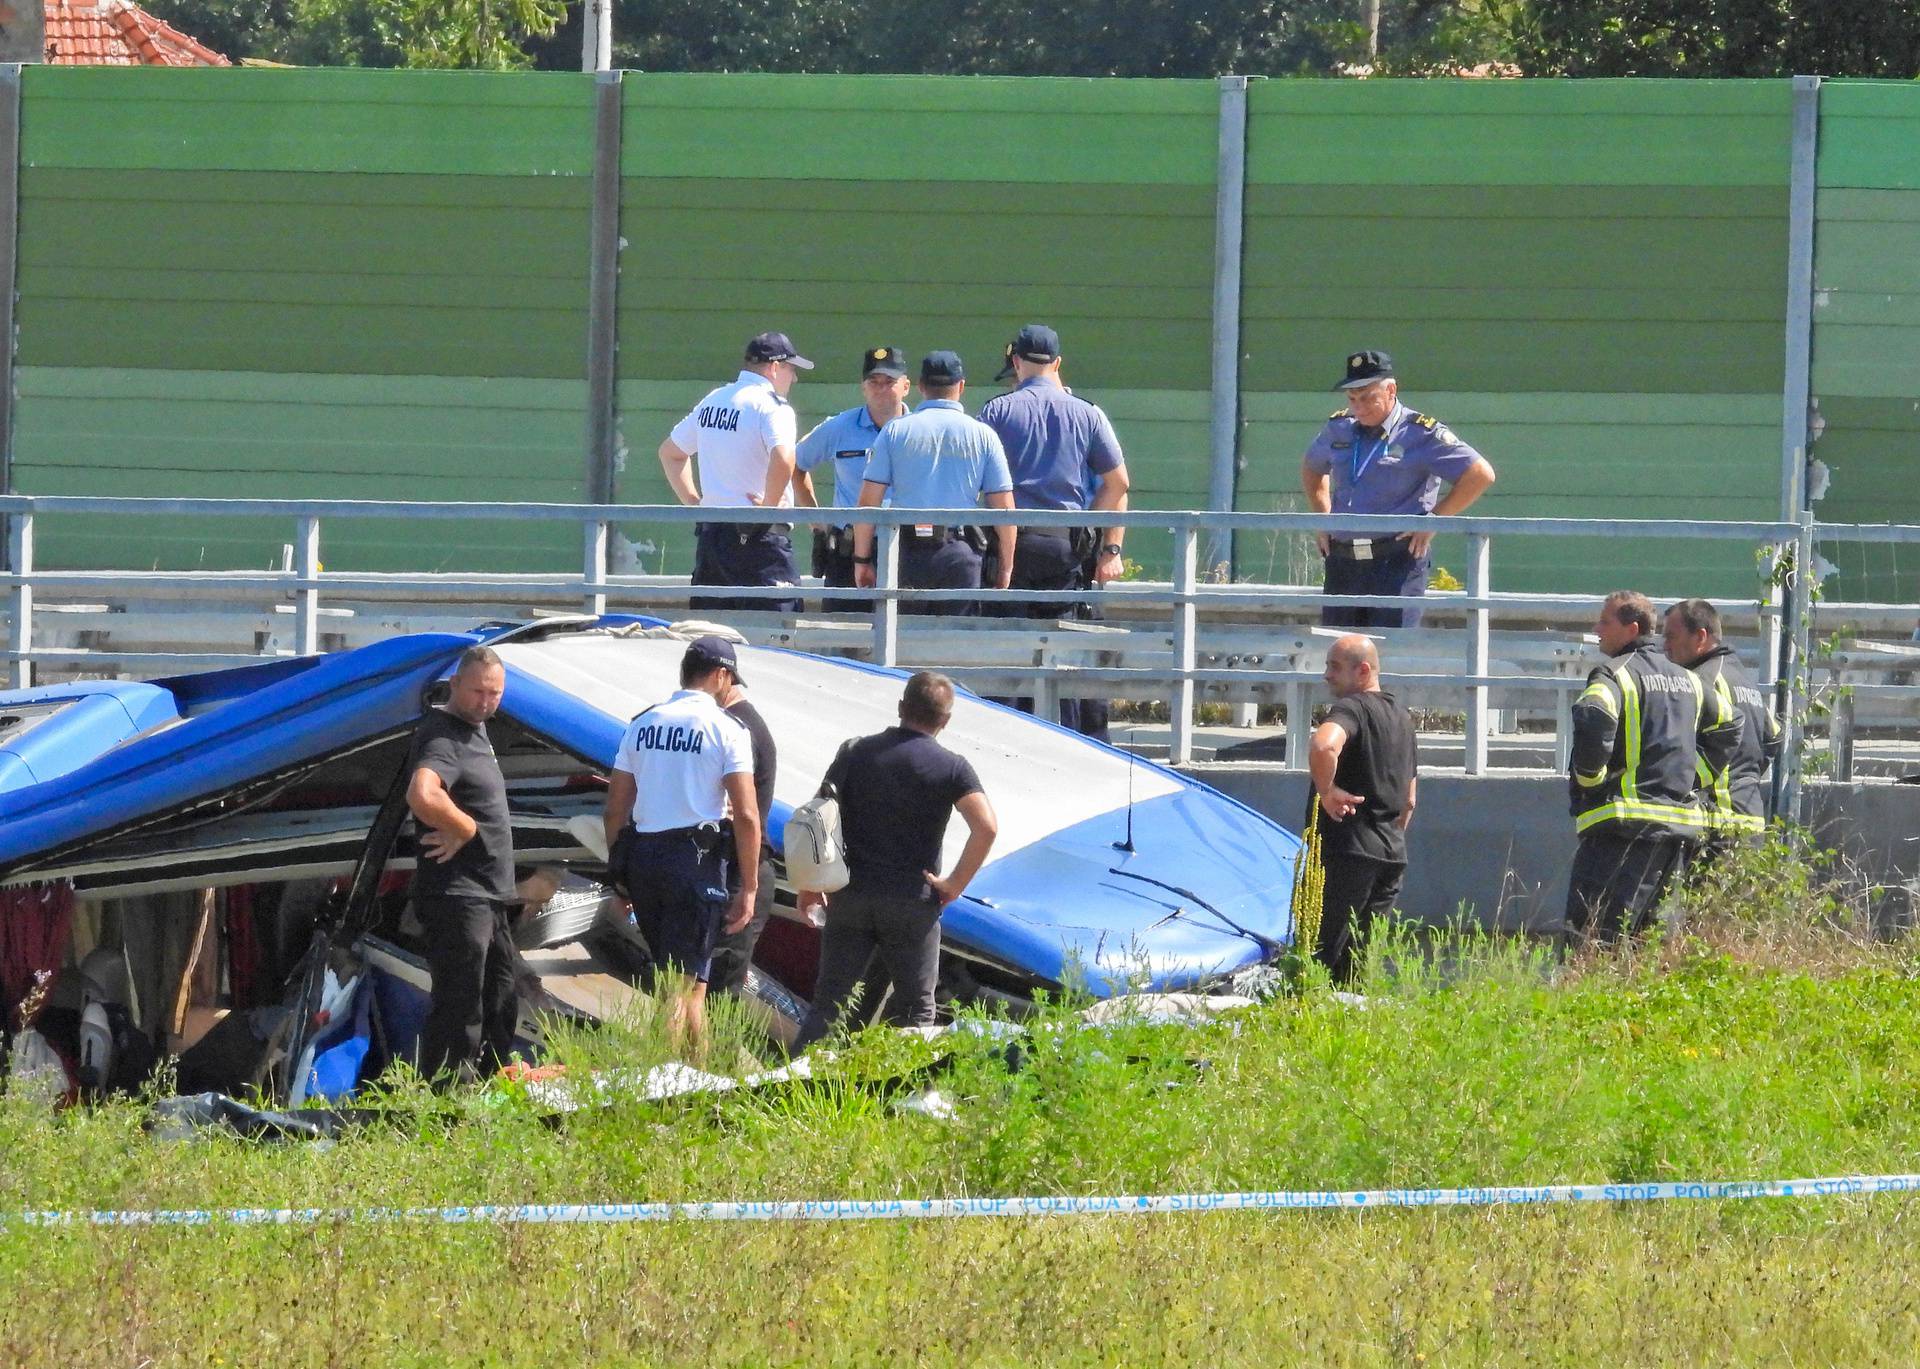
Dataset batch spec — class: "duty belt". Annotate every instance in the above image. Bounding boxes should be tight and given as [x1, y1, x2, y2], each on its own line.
[1326, 535, 1410, 561]
[697, 521, 793, 540]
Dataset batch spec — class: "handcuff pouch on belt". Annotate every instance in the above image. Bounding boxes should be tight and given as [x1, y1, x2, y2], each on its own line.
[811, 526, 854, 575]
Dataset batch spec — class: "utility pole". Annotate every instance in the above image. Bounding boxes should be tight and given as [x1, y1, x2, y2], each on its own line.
[581, 0, 612, 71]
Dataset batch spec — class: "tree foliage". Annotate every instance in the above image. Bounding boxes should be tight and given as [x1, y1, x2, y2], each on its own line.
[140, 0, 1920, 78]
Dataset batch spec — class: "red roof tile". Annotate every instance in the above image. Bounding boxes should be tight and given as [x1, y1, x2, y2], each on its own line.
[43, 0, 231, 66]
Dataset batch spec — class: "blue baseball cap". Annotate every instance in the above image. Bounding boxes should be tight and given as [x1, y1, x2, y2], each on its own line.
[683, 634, 744, 683]
[995, 323, 1061, 380]
[920, 350, 965, 385]
[745, 331, 814, 370]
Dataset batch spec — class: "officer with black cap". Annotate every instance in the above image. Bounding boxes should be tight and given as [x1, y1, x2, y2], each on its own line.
[1301, 350, 1497, 629]
[852, 351, 1016, 615]
[792, 347, 912, 610]
[977, 323, 1130, 740]
[601, 635, 760, 1055]
[659, 331, 815, 615]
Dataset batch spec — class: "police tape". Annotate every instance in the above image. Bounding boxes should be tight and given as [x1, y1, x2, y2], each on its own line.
[10, 1173, 1920, 1230]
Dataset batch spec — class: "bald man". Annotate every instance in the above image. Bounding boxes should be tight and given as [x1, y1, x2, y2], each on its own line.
[1306, 635, 1419, 983]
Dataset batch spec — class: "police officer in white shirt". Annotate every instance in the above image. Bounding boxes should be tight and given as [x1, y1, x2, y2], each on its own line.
[601, 635, 761, 1054]
[659, 331, 814, 615]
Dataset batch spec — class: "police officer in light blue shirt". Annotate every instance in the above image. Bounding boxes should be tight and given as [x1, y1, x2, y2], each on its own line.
[852, 351, 1017, 617]
[793, 347, 912, 606]
[1302, 350, 1497, 630]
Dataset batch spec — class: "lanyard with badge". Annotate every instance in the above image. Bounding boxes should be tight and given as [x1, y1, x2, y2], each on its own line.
[1345, 426, 1392, 560]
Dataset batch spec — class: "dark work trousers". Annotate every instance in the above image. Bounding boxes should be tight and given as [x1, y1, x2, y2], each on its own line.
[1321, 537, 1430, 629]
[416, 895, 520, 1083]
[1565, 830, 1691, 948]
[792, 886, 943, 1050]
[691, 523, 802, 615]
[812, 527, 869, 616]
[1316, 853, 1406, 985]
[989, 529, 1110, 742]
[622, 826, 732, 983]
[900, 534, 982, 617]
[707, 854, 775, 996]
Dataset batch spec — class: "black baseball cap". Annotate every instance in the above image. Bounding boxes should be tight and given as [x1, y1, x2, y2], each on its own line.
[683, 634, 744, 683]
[861, 346, 908, 379]
[744, 331, 814, 370]
[995, 323, 1061, 380]
[921, 350, 965, 385]
[1336, 349, 1395, 390]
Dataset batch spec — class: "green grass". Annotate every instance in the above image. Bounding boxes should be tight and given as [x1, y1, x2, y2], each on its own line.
[4, 909, 1920, 1362]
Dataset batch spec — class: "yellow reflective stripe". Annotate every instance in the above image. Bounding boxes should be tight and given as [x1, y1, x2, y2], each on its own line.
[1707, 811, 1766, 834]
[1576, 680, 1618, 717]
[1574, 769, 1609, 789]
[1713, 675, 1736, 731]
[1575, 800, 1711, 833]
[1618, 668, 1641, 805]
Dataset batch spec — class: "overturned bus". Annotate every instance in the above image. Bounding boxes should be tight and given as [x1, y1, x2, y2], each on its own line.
[0, 617, 1300, 1103]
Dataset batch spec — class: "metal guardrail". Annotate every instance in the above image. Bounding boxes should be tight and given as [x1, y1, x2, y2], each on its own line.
[5, 493, 1900, 819]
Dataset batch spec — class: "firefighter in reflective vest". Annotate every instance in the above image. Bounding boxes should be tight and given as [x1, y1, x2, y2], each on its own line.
[1663, 597, 1782, 864]
[1566, 590, 1741, 945]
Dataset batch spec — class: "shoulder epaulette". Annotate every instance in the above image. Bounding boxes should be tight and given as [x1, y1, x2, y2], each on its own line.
[1329, 408, 1350, 420]
[1410, 411, 1438, 430]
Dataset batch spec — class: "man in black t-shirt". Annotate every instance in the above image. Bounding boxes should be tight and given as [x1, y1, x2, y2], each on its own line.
[1305, 635, 1418, 984]
[707, 679, 778, 996]
[406, 645, 520, 1083]
[792, 672, 998, 1050]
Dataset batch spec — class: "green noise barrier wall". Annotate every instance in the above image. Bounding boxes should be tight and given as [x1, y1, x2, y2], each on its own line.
[1, 69, 1912, 601]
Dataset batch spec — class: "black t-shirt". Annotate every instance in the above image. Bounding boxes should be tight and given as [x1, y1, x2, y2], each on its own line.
[1309, 690, 1417, 864]
[725, 697, 777, 857]
[825, 726, 984, 899]
[409, 707, 516, 902]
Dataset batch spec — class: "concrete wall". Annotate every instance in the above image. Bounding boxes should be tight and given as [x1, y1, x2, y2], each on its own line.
[1182, 764, 1920, 933]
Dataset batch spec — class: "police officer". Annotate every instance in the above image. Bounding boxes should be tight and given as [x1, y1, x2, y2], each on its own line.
[659, 331, 814, 615]
[601, 636, 761, 1056]
[1302, 351, 1497, 629]
[1664, 597, 1781, 863]
[978, 323, 1130, 740]
[852, 351, 1016, 616]
[1567, 591, 1741, 946]
[793, 346, 912, 612]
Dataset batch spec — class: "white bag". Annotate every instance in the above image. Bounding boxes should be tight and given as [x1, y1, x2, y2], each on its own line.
[784, 791, 850, 893]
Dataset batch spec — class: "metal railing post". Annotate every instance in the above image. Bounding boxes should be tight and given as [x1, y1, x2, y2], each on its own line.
[871, 523, 899, 668]
[7, 508, 30, 688]
[1553, 686, 1573, 773]
[583, 519, 609, 617]
[1464, 531, 1491, 774]
[1285, 680, 1310, 773]
[294, 515, 321, 657]
[1170, 524, 1198, 764]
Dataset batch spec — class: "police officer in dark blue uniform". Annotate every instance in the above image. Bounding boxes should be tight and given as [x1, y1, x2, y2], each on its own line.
[978, 324, 1130, 741]
[1302, 351, 1497, 629]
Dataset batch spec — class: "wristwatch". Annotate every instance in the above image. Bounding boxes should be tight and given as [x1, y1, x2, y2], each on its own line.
[852, 553, 876, 565]
[1101, 542, 1123, 557]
